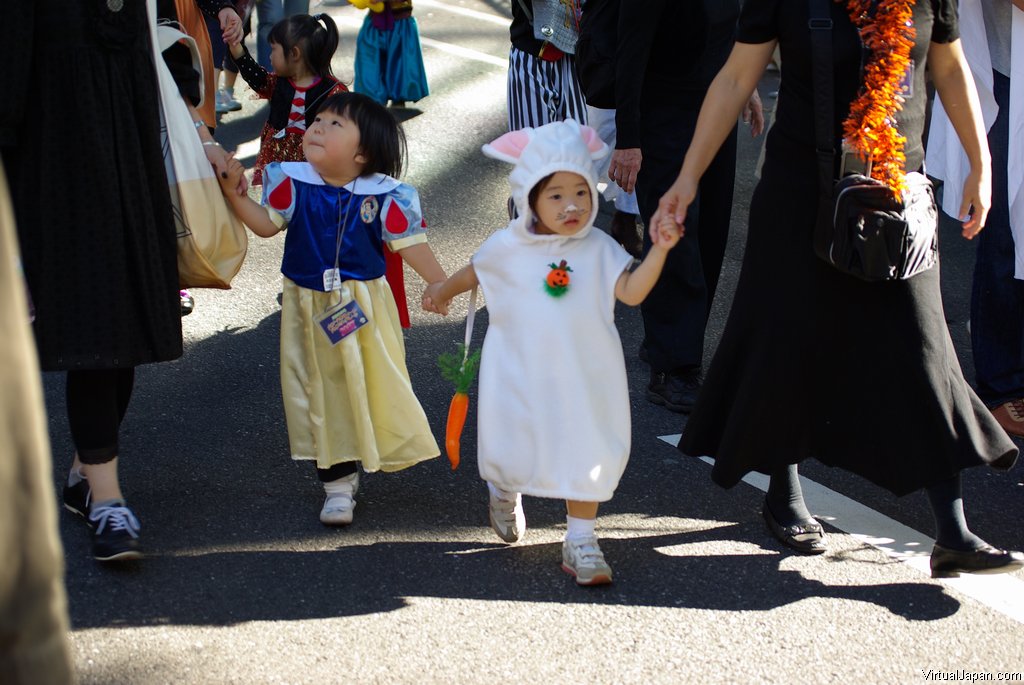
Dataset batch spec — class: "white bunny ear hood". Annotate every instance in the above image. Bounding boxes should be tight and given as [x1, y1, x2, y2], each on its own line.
[482, 120, 609, 242]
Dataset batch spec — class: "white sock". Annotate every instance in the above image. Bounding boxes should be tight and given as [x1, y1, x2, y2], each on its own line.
[67, 467, 85, 487]
[323, 473, 357, 496]
[487, 482, 517, 502]
[565, 515, 596, 542]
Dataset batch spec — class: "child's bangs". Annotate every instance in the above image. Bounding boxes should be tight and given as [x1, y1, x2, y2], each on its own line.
[267, 21, 291, 49]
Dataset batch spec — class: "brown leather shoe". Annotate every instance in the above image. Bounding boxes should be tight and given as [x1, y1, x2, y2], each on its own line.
[990, 399, 1024, 438]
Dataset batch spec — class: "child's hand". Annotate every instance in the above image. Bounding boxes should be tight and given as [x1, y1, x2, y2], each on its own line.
[650, 212, 683, 250]
[422, 282, 450, 316]
[218, 7, 243, 45]
[217, 155, 246, 197]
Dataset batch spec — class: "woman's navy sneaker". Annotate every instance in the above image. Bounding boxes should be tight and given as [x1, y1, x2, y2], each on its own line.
[89, 503, 142, 562]
[62, 478, 92, 519]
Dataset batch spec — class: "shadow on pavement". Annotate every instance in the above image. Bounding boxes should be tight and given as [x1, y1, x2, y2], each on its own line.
[66, 526, 960, 629]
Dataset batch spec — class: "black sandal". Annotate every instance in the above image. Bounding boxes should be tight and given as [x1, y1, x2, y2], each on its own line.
[762, 499, 827, 555]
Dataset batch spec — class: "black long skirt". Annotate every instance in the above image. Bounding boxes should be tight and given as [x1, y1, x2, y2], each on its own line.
[6, 0, 183, 371]
[679, 154, 1017, 496]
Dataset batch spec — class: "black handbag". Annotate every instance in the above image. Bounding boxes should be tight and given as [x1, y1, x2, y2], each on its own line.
[808, 0, 937, 282]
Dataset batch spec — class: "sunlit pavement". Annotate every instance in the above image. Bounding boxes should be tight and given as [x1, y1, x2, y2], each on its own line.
[48, 2, 1024, 682]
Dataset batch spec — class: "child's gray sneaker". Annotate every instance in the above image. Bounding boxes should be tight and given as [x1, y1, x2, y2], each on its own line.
[488, 488, 525, 543]
[561, 536, 612, 586]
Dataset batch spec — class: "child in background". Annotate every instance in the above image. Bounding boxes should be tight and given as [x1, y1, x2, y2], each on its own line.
[228, 13, 347, 185]
[347, 0, 429, 106]
[424, 121, 681, 585]
[218, 92, 446, 525]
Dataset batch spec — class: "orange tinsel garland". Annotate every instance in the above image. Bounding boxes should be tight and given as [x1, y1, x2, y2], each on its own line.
[839, 0, 916, 195]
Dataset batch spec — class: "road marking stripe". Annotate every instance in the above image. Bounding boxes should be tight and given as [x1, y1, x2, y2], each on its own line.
[658, 434, 1024, 624]
[415, 0, 510, 26]
[418, 36, 508, 68]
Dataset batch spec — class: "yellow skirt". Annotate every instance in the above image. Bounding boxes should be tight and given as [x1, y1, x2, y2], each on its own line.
[280, 277, 439, 472]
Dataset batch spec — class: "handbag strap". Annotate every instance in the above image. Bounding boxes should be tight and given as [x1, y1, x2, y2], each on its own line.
[808, 0, 836, 198]
[515, 0, 533, 22]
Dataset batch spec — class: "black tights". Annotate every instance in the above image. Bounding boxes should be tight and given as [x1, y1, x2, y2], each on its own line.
[317, 461, 358, 483]
[767, 464, 984, 551]
[66, 368, 135, 465]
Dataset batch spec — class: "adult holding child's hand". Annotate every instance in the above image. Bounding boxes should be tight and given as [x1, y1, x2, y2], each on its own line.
[1, 0, 245, 563]
[666, 0, 1023, 579]
[218, 4, 243, 44]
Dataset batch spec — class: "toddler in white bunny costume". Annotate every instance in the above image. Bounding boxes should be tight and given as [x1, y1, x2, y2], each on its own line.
[425, 120, 680, 585]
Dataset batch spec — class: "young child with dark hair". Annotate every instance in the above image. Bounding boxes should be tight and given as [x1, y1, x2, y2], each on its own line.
[424, 120, 680, 585]
[218, 92, 446, 525]
[228, 13, 346, 185]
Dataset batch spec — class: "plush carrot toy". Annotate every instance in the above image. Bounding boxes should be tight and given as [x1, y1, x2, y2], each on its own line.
[437, 343, 481, 469]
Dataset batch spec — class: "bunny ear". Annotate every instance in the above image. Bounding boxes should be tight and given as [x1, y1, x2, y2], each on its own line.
[579, 125, 610, 161]
[481, 129, 534, 164]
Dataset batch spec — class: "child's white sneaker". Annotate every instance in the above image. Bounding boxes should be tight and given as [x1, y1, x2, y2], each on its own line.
[488, 487, 525, 543]
[320, 471, 359, 526]
[562, 536, 613, 586]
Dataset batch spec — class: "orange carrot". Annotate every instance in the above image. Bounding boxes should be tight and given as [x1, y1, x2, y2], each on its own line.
[437, 344, 481, 471]
[445, 392, 470, 469]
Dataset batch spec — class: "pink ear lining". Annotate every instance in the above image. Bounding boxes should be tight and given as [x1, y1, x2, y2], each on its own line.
[482, 130, 533, 163]
[579, 126, 609, 158]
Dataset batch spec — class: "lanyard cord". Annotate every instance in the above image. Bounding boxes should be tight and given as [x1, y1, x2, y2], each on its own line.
[330, 179, 357, 298]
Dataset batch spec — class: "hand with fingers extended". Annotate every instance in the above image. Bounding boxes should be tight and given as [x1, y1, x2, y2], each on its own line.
[742, 89, 766, 138]
[608, 148, 642, 194]
[958, 166, 990, 240]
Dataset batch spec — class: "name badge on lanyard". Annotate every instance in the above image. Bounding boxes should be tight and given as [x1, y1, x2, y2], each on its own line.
[318, 287, 368, 345]
[318, 185, 369, 344]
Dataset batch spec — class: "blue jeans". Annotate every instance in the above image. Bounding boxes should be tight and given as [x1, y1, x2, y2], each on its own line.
[256, 0, 310, 69]
[971, 70, 1024, 406]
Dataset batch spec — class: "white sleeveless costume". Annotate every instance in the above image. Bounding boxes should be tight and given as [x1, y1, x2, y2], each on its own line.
[473, 121, 634, 501]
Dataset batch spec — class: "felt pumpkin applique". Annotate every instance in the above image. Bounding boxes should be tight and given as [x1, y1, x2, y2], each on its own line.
[544, 259, 573, 297]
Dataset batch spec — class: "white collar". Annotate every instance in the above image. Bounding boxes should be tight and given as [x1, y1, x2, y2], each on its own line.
[279, 162, 401, 193]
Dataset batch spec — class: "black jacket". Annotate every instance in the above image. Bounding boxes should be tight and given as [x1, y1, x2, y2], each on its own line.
[575, 0, 618, 109]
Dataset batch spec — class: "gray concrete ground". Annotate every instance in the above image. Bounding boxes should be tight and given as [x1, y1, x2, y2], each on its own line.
[45, 2, 1024, 683]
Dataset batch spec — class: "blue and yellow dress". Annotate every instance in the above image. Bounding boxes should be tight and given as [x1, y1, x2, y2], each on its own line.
[264, 162, 439, 472]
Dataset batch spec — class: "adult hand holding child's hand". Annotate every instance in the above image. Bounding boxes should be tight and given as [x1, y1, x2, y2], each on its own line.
[650, 212, 683, 250]
[216, 155, 246, 197]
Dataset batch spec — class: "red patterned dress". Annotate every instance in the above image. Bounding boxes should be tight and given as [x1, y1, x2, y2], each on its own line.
[233, 46, 348, 185]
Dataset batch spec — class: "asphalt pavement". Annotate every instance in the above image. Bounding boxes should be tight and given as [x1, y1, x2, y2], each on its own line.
[46, 2, 1024, 683]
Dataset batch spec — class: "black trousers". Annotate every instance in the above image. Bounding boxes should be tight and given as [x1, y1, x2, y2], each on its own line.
[636, 103, 737, 373]
[66, 368, 136, 465]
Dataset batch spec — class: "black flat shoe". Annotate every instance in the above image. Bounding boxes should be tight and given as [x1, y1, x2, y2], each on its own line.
[762, 500, 827, 555]
[929, 544, 1024, 579]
